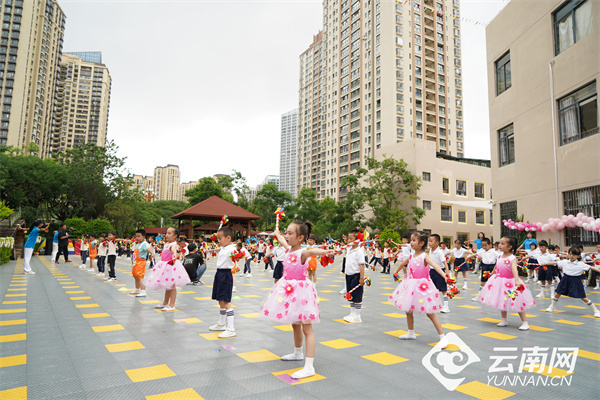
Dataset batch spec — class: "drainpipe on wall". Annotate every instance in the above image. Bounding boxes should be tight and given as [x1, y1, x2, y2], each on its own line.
[548, 60, 562, 248]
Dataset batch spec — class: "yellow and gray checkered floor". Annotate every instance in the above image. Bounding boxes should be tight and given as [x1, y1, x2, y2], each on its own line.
[1, 255, 599, 399]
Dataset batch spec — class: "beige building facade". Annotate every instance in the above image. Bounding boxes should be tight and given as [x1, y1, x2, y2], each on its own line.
[298, 0, 465, 201]
[53, 52, 111, 153]
[178, 181, 198, 203]
[487, 0, 599, 248]
[380, 139, 493, 245]
[153, 164, 181, 202]
[2, 0, 66, 157]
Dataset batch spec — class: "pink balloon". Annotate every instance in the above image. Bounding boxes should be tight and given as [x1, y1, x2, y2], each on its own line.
[576, 221, 584, 227]
[557, 222, 565, 230]
[577, 212, 584, 218]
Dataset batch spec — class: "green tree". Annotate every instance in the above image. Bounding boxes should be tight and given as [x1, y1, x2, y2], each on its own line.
[342, 155, 424, 232]
[139, 200, 188, 227]
[253, 183, 293, 230]
[185, 177, 233, 205]
[86, 218, 114, 235]
[104, 199, 136, 237]
[0, 201, 14, 220]
[295, 187, 321, 223]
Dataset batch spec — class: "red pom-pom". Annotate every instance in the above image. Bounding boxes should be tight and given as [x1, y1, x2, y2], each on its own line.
[344, 292, 352, 300]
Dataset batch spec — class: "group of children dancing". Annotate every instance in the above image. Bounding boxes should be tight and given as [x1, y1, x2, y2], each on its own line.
[55, 222, 600, 381]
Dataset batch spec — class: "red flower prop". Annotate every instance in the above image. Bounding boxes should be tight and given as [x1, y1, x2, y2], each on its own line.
[445, 275, 456, 284]
[448, 286, 461, 299]
[230, 250, 244, 262]
[417, 282, 430, 293]
[483, 271, 491, 279]
[284, 284, 295, 296]
[344, 292, 353, 300]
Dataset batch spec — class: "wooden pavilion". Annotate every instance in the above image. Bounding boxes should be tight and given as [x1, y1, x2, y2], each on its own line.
[171, 196, 260, 240]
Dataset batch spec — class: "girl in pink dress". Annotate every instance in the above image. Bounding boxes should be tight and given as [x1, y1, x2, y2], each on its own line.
[145, 227, 190, 311]
[476, 236, 535, 330]
[259, 221, 334, 380]
[390, 231, 448, 347]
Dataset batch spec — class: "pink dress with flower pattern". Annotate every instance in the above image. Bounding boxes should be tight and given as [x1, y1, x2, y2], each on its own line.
[259, 249, 320, 324]
[144, 243, 191, 290]
[389, 253, 441, 314]
[477, 254, 536, 312]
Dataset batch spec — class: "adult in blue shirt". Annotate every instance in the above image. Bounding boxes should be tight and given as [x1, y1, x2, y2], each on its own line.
[518, 232, 538, 251]
[52, 230, 59, 260]
[24, 220, 47, 275]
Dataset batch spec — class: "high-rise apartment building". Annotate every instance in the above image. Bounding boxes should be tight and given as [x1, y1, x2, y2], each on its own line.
[487, 0, 599, 248]
[280, 108, 298, 197]
[258, 175, 280, 191]
[153, 164, 181, 201]
[178, 181, 198, 203]
[2, 0, 66, 158]
[298, 31, 325, 197]
[299, 0, 464, 200]
[53, 52, 111, 152]
[132, 174, 153, 192]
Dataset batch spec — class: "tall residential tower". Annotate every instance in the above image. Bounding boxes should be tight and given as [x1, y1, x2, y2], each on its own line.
[53, 52, 111, 152]
[279, 108, 299, 197]
[299, 0, 464, 200]
[1, 0, 66, 157]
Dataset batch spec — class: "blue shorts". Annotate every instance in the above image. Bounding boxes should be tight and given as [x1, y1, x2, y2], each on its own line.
[212, 269, 233, 302]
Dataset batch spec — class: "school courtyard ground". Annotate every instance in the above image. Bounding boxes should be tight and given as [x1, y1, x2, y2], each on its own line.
[0, 255, 598, 400]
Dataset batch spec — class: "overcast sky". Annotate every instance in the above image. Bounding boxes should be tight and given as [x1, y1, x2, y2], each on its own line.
[60, 0, 508, 188]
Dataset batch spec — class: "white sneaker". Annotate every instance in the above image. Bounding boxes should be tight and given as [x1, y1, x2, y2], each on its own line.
[471, 296, 479, 302]
[161, 306, 175, 312]
[291, 367, 315, 379]
[346, 315, 362, 323]
[399, 333, 417, 340]
[209, 323, 226, 331]
[339, 288, 347, 294]
[87, 268, 94, 272]
[129, 290, 140, 295]
[594, 286, 600, 290]
[218, 328, 236, 338]
[594, 310, 600, 318]
[440, 306, 450, 313]
[342, 314, 354, 322]
[232, 287, 237, 292]
[438, 336, 449, 349]
[281, 353, 304, 361]
[525, 278, 531, 283]
[238, 273, 245, 277]
[96, 272, 104, 277]
[519, 323, 529, 331]
[545, 306, 555, 313]
[24, 270, 36, 275]
[135, 291, 146, 297]
[497, 321, 508, 327]
[245, 273, 252, 278]
[154, 304, 168, 309]
[535, 292, 545, 298]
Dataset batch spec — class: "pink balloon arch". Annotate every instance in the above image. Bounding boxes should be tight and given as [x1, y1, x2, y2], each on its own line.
[503, 213, 600, 233]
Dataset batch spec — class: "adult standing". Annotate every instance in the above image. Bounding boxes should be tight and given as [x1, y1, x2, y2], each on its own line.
[472, 232, 485, 274]
[24, 220, 47, 274]
[55, 223, 71, 264]
[518, 232, 538, 251]
[51, 230, 59, 260]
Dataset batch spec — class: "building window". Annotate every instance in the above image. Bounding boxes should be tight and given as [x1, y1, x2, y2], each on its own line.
[422, 171, 431, 182]
[456, 233, 469, 245]
[489, 210, 494, 225]
[474, 182, 485, 198]
[564, 184, 600, 246]
[442, 177, 449, 194]
[456, 179, 467, 196]
[558, 81, 598, 145]
[554, 0, 592, 55]
[458, 210, 466, 223]
[495, 51, 511, 95]
[441, 205, 452, 222]
[476, 210, 485, 224]
[423, 200, 431, 210]
[442, 236, 453, 247]
[500, 201, 517, 237]
[498, 124, 515, 167]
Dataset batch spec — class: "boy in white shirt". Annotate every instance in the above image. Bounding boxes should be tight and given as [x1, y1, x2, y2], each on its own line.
[272, 242, 287, 283]
[527, 240, 555, 299]
[97, 233, 107, 277]
[471, 238, 499, 301]
[428, 234, 451, 313]
[343, 229, 366, 323]
[105, 231, 119, 282]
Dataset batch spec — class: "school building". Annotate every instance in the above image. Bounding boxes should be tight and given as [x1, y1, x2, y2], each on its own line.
[486, 0, 599, 249]
[379, 138, 494, 246]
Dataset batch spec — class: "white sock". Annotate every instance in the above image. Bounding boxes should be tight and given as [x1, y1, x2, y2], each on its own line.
[218, 309, 226, 325]
[548, 284, 555, 298]
[226, 309, 235, 330]
[439, 333, 446, 340]
[587, 300, 598, 312]
[540, 286, 545, 297]
[443, 298, 449, 308]
[408, 329, 415, 336]
[294, 347, 303, 356]
[349, 302, 355, 315]
[303, 356, 314, 370]
[355, 303, 362, 316]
